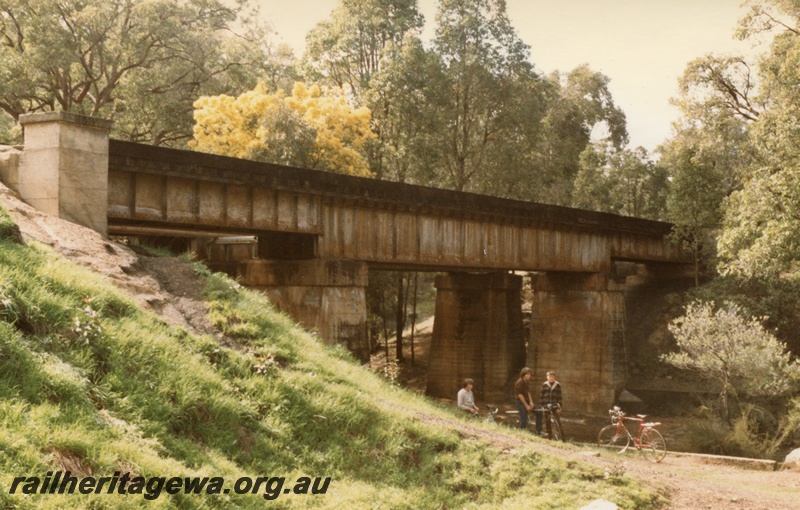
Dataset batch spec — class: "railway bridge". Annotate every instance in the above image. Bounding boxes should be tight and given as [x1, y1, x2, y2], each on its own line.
[1, 112, 690, 413]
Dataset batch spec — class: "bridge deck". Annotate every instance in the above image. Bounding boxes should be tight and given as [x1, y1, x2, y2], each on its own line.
[107, 140, 685, 272]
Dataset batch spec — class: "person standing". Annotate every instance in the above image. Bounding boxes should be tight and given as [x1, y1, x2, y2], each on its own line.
[515, 367, 534, 430]
[539, 371, 563, 438]
[457, 378, 480, 416]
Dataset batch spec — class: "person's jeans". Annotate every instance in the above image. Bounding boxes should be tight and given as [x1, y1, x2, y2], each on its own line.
[516, 400, 529, 429]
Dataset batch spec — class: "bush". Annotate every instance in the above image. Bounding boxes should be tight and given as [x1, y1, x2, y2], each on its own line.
[664, 301, 800, 422]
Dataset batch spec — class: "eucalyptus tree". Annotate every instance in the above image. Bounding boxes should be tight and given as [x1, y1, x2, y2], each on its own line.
[0, 0, 274, 146]
[716, 0, 800, 279]
[533, 65, 628, 205]
[573, 145, 667, 220]
[303, 0, 423, 100]
[426, 0, 547, 194]
[662, 141, 727, 286]
[303, 0, 424, 180]
[362, 37, 444, 183]
[667, 0, 800, 280]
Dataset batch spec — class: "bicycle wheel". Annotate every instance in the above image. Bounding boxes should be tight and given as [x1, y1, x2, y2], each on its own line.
[551, 415, 565, 442]
[597, 425, 629, 452]
[640, 428, 667, 463]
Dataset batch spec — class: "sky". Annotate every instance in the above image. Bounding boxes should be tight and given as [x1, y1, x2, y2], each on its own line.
[259, 0, 760, 155]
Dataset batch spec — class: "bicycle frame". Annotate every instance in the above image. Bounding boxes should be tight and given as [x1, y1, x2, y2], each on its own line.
[613, 415, 650, 451]
[484, 404, 498, 423]
[534, 403, 564, 441]
[598, 406, 666, 462]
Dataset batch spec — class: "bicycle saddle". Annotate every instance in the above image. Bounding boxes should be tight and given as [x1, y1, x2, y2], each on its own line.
[636, 414, 647, 419]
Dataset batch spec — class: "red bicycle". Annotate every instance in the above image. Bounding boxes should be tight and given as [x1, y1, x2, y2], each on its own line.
[597, 406, 667, 462]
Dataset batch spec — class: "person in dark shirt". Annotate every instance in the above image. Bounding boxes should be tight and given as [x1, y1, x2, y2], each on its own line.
[537, 371, 563, 438]
[514, 367, 534, 430]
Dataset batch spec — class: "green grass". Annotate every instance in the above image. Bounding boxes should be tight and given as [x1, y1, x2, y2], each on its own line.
[0, 204, 663, 509]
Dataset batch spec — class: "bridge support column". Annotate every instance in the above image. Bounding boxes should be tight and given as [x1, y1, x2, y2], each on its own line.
[426, 272, 525, 403]
[528, 272, 626, 415]
[239, 259, 369, 361]
[15, 112, 113, 235]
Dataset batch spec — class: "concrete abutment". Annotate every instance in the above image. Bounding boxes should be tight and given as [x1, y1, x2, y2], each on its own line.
[14, 112, 113, 236]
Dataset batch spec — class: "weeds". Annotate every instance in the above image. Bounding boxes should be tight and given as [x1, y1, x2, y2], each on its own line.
[685, 402, 797, 459]
[383, 358, 401, 386]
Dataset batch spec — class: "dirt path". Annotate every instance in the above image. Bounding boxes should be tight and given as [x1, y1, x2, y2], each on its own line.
[3, 182, 798, 509]
[403, 407, 800, 510]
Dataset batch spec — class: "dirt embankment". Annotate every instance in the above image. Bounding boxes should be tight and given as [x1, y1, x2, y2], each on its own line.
[2, 181, 799, 509]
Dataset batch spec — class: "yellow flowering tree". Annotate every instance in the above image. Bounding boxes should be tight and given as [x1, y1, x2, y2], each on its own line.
[190, 82, 374, 177]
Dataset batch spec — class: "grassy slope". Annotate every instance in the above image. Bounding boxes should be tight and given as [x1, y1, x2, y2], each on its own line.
[0, 205, 661, 509]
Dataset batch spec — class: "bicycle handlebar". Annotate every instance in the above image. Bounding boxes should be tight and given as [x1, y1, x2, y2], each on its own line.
[608, 406, 625, 423]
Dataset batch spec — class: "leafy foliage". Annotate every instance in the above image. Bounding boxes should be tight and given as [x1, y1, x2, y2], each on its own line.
[302, 0, 632, 206]
[572, 144, 667, 220]
[0, 0, 273, 146]
[663, 301, 800, 421]
[303, 0, 424, 100]
[190, 82, 375, 176]
[533, 66, 629, 204]
[665, 0, 800, 280]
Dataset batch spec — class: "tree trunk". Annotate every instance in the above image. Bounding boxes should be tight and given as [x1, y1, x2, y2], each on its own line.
[693, 231, 701, 288]
[720, 373, 730, 424]
[395, 272, 406, 362]
[380, 292, 389, 359]
[410, 272, 418, 366]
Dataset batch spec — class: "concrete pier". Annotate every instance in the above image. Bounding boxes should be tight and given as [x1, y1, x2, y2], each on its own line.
[239, 259, 370, 361]
[426, 272, 525, 403]
[528, 272, 626, 414]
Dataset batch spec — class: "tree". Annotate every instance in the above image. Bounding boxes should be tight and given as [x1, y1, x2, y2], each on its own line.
[533, 66, 628, 205]
[664, 148, 724, 287]
[661, 33, 758, 284]
[424, 0, 546, 194]
[571, 144, 613, 212]
[190, 82, 375, 176]
[303, 0, 423, 101]
[659, 109, 747, 286]
[0, 0, 274, 145]
[716, 2, 800, 279]
[678, 55, 761, 123]
[362, 37, 443, 183]
[663, 301, 800, 422]
[303, 0, 429, 184]
[663, 1, 800, 280]
[572, 144, 667, 220]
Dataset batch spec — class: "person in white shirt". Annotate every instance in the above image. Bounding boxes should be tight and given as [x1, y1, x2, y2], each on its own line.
[457, 378, 480, 416]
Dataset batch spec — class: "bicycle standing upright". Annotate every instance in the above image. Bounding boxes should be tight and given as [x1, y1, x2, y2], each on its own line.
[597, 406, 667, 462]
[535, 403, 564, 441]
